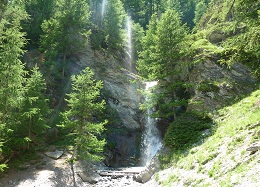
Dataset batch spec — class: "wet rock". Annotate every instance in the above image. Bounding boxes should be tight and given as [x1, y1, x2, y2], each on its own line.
[45, 150, 64, 159]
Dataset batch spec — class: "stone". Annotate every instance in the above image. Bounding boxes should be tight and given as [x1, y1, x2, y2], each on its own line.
[246, 144, 260, 152]
[45, 150, 64, 159]
[77, 172, 98, 184]
[133, 157, 160, 183]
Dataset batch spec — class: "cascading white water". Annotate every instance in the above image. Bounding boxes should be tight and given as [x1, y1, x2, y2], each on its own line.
[141, 81, 162, 166]
[125, 15, 134, 73]
[101, 0, 107, 18]
[126, 16, 132, 63]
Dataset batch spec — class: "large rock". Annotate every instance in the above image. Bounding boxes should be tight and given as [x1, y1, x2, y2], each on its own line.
[75, 47, 144, 166]
[45, 150, 64, 159]
[133, 156, 160, 183]
[186, 57, 257, 112]
[77, 172, 99, 184]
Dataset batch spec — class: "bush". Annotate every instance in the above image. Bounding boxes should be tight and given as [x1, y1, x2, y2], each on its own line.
[164, 112, 212, 150]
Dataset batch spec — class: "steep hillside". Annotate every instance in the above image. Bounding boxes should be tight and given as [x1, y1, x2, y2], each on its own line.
[153, 89, 260, 186]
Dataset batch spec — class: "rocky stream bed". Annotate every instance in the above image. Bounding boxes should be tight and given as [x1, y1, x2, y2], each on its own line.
[0, 149, 160, 187]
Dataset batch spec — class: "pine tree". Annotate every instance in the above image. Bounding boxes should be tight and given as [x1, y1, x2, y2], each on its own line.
[40, 0, 91, 77]
[137, 14, 159, 79]
[137, 10, 188, 120]
[62, 67, 107, 161]
[103, 0, 125, 50]
[0, 2, 28, 170]
[18, 65, 50, 149]
[23, 0, 54, 48]
[155, 9, 188, 119]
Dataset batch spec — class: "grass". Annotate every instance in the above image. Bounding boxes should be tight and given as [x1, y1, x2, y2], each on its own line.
[158, 89, 260, 186]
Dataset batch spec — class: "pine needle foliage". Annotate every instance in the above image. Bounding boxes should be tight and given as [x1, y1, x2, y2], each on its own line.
[62, 67, 107, 162]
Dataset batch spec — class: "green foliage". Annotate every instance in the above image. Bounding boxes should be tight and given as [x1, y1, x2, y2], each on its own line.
[197, 80, 220, 92]
[164, 112, 212, 150]
[62, 67, 107, 162]
[122, 0, 165, 28]
[103, 0, 126, 50]
[17, 65, 50, 149]
[0, 3, 28, 171]
[137, 14, 158, 79]
[159, 89, 260, 186]
[131, 22, 144, 61]
[167, 0, 196, 29]
[138, 10, 189, 119]
[40, 0, 91, 76]
[90, 26, 106, 50]
[23, 0, 54, 48]
[194, 1, 207, 24]
[194, 0, 260, 79]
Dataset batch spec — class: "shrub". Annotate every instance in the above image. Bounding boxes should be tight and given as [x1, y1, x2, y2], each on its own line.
[164, 112, 212, 150]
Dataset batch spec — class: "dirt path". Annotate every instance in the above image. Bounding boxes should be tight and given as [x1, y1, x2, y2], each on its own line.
[0, 150, 155, 187]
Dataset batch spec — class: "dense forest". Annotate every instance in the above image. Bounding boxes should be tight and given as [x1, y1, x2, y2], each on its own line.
[0, 0, 259, 177]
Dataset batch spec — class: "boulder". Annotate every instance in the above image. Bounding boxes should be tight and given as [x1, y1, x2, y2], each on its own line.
[246, 144, 260, 153]
[133, 157, 160, 183]
[187, 58, 257, 112]
[77, 172, 99, 184]
[45, 150, 64, 159]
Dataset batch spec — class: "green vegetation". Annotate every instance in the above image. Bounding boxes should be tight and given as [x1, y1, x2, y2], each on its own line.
[164, 112, 212, 150]
[157, 89, 260, 186]
[61, 67, 107, 161]
[0, 0, 259, 181]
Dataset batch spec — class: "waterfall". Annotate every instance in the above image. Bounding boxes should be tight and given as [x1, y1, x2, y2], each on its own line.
[141, 81, 162, 166]
[125, 15, 134, 72]
[101, 0, 107, 18]
[126, 16, 132, 63]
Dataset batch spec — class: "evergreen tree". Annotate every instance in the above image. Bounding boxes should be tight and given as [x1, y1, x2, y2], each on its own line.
[132, 22, 144, 62]
[0, 2, 28, 170]
[23, 0, 54, 48]
[138, 10, 187, 119]
[167, 0, 196, 29]
[194, 1, 207, 24]
[137, 14, 159, 79]
[223, 0, 260, 78]
[103, 0, 125, 50]
[62, 67, 107, 161]
[40, 0, 91, 77]
[155, 9, 187, 119]
[18, 65, 50, 149]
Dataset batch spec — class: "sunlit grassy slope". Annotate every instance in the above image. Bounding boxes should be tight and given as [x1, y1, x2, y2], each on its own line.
[157, 89, 260, 186]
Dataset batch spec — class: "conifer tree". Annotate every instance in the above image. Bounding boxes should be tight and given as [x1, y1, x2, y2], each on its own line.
[137, 14, 159, 79]
[103, 0, 125, 50]
[155, 9, 187, 119]
[40, 0, 91, 77]
[62, 67, 107, 161]
[0, 2, 28, 170]
[23, 0, 54, 48]
[137, 10, 187, 119]
[18, 65, 50, 149]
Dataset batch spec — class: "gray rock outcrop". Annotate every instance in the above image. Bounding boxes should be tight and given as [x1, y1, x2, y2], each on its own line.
[186, 56, 257, 112]
[73, 46, 144, 166]
[133, 156, 160, 183]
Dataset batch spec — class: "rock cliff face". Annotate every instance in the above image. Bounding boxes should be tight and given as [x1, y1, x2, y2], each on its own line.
[186, 55, 257, 112]
[75, 46, 144, 166]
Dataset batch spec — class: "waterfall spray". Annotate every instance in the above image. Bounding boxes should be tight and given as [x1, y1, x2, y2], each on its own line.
[141, 81, 162, 166]
[101, 0, 107, 18]
[126, 16, 132, 62]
